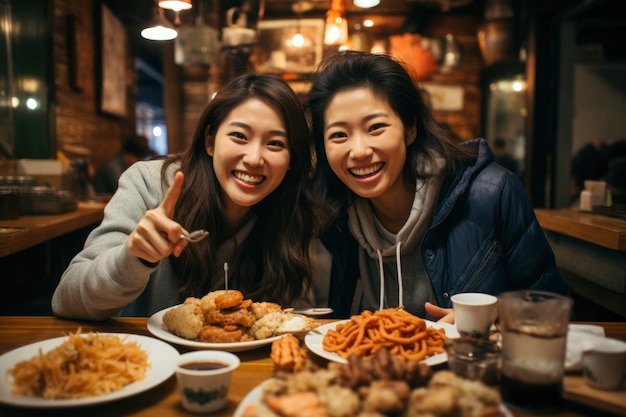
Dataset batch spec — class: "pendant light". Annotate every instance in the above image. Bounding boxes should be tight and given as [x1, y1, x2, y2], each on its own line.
[289, 1, 312, 49]
[324, 0, 348, 45]
[141, 6, 178, 40]
[353, 0, 380, 8]
[158, 0, 192, 11]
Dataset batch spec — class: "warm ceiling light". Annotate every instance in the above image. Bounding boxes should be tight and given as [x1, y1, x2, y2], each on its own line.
[324, 0, 348, 45]
[141, 8, 178, 40]
[353, 0, 380, 8]
[158, 0, 192, 11]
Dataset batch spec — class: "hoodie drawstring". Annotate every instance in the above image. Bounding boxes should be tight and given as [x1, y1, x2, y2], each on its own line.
[376, 241, 403, 310]
[377, 249, 384, 310]
[396, 243, 403, 307]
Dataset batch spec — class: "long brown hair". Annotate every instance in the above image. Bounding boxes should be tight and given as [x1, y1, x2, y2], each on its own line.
[162, 74, 317, 305]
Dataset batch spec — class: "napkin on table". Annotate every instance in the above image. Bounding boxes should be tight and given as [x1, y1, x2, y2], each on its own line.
[565, 324, 606, 371]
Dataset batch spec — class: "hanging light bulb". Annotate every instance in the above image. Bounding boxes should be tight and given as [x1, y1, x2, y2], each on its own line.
[141, 7, 178, 40]
[291, 32, 305, 48]
[324, 0, 348, 45]
[158, 0, 192, 12]
[288, 2, 309, 49]
[353, 0, 380, 8]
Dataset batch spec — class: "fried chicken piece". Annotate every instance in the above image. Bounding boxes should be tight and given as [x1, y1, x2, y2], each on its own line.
[361, 380, 410, 414]
[267, 392, 327, 417]
[199, 290, 227, 311]
[162, 303, 204, 340]
[236, 299, 254, 310]
[241, 403, 280, 417]
[183, 296, 202, 307]
[405, 371, 504, 417]
[204, 306, 257, 328]
[251, 302, 283, 319]
[215, 290, 244, 309]
[407, 385, 458, 416]
[199, 324, 244, 343]
[318, 385, 360, 417]
[249, 311, 318, 340]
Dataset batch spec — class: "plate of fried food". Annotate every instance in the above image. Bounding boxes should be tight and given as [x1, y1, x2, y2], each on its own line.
[147, 290, 319, 352]
[235, 341, 511, 417]
[304, 308, 459, 367]
[0, 329, 179, 408]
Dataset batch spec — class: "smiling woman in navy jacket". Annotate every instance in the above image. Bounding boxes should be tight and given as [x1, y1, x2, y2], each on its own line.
[307, 51, 569, 322]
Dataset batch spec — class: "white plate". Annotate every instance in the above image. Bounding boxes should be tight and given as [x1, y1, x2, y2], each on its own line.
[0, 333, 179, 408]
[304, 319, 460, 367]
[147, 306, 283, 352]
[234, 384, 513, 417]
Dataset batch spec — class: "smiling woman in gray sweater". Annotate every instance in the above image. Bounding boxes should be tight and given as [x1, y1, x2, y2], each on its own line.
[52, 74, 319, 320]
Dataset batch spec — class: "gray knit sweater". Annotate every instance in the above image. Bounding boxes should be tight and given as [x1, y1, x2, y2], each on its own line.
[51, 160, 253, 320]
[52, 160, 329, 320]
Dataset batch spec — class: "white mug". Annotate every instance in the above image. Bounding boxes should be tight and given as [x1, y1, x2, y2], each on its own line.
[451, 292, 498, 338]
[582, 338, 626, 390]
[222, 27, 256, 47]
[226, 7, 247, 28]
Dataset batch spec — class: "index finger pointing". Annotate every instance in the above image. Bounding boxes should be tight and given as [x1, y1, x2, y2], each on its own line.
[160, 171, 184, 219]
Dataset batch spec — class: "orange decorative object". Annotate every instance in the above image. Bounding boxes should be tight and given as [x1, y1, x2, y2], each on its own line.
[389, 33, 439, 81]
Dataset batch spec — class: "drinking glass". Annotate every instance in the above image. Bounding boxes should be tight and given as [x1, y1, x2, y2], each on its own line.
[498, 290, 572, 413]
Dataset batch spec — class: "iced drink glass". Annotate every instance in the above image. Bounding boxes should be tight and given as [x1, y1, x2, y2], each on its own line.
[498, 290, 572, 413]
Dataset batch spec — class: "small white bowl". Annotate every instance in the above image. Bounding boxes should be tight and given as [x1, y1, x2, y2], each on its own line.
[175, 350, 240, 412]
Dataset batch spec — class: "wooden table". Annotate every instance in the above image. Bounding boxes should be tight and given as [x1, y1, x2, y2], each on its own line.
[535, 208, 626, 251]
[0, 317, 624, 417]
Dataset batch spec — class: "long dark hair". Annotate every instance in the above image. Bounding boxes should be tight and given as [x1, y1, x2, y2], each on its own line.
[306, 51, 477, 221]
[162, 73, 316, 305]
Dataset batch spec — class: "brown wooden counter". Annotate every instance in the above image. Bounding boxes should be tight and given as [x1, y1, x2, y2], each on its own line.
[0, 201, 105, 258]
[535, 208, 626, 251]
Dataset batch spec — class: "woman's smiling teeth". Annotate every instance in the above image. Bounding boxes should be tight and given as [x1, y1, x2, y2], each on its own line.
[349, 162, 384, 177]
[233, 171, 264, 184]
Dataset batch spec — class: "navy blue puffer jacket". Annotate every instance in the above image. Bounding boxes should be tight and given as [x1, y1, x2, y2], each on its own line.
[323, 138, 569, 318]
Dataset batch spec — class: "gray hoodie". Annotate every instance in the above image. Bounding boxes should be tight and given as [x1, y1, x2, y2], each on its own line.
[347, 156, 446, 319]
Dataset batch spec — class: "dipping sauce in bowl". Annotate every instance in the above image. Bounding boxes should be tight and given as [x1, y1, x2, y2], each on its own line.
[179, 361, 228, 371]
[174, 350, 240, 413]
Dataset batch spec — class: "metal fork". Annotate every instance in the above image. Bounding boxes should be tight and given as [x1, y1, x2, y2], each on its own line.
[180, 229, 209, 242]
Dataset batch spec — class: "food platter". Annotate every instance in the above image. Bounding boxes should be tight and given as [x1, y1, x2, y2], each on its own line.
[304, 319, 460, 366]
[233, 384, 514, 417]
[0, 333, 179, 408]
[147, 306, 283, 352]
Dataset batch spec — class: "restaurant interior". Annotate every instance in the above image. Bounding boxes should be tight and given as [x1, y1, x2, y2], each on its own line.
[0, 0, 624, 321]
[0, 1, 625, 416]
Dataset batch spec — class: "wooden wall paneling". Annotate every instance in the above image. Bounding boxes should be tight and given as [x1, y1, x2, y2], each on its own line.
[422, 15, 483, 140]
[163, 42, 183, 155]
[53, 0, 135, 172]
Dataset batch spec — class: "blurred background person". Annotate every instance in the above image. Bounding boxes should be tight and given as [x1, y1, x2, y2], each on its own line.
[92, 135, 153, 194]
[605, 156, 626, 204]
[570, 137, 609, 203]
